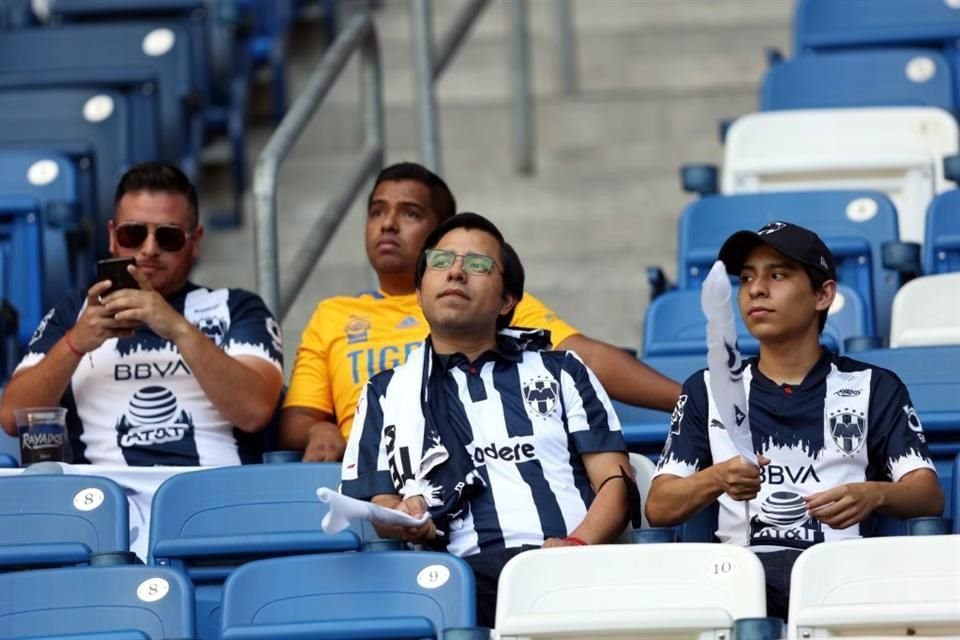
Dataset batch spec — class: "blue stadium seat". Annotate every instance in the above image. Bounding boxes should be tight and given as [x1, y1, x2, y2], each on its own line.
[44, 0, 250, 225]
[0, 474, 129, 569]
[0, 452, 15, 468]
[0, 21, 201, 180]
[670, 191, 909, 337]
[614, 354, 707, 455]
[221, 551, 480, 639]
[642, 284, 868, 358]
[853, 346, 960, 458]
[0, 195, 46, 347]
[794, 0, 960, 52]
[762, 49, 955, 112]
[0, 151, 84, 311]
[924, 190, 960, 275]
[149, 463, 361, 640]
[0, 565, 194, 639]
[953, 452, 960, 533]
[0, 87, 155, 260]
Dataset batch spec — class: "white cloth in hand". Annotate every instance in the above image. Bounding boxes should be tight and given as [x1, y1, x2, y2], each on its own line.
[317, 487, 429, 534]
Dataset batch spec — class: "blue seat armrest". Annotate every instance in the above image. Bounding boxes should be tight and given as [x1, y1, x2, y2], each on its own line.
[680, 164, 719, 195]
[944, 154, 960, 183]
[646, 266, 673, 300]
[0, 542, 92, 567]
[906, 516, 953, 536]
[223, 616, 436, 640]
[882, 241, 922, 275]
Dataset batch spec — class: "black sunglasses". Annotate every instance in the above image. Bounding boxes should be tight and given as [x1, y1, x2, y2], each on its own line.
[115, 222, 192, 253]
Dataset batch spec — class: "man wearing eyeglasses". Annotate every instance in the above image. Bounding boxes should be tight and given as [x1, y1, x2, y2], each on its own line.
[0, 163, 284, 466]
[342, 212, 631, 627]
[280, 161, 680, 462]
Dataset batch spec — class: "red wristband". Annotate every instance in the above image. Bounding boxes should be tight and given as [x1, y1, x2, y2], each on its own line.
[563, 536, 589, 546]
[64, 330, 84, 357]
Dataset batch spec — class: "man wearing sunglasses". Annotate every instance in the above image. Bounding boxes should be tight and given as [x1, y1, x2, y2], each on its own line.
[0, 163, 284, 466]
[342, 212, 631, 627]
[279, 161, 681, 462]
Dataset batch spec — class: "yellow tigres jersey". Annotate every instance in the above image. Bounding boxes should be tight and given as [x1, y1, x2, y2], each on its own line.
[284, 290, 580, 438]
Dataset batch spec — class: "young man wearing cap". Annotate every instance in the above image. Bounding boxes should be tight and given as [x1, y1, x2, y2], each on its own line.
[645, 221, 943, 618]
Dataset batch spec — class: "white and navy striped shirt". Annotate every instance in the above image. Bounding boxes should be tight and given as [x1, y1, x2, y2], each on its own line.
[342, 343, 626, 558]
[655, 350, 935, 550]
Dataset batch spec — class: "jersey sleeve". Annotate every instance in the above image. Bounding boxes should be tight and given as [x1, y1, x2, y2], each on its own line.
[513, 293, 580, 347]
[223, 290, 283, 371]
[341, 371, 397, 499]
[866, 369, 935, 482]
[284, 301, 336, 417]
[653, 371, 712, 479]
[559, 350, 627, 454]
[15, 294, 83, 372]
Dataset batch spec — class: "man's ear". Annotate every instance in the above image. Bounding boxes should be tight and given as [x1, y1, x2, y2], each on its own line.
[815, 279, 837, 313]
[499, 292, 518, 319]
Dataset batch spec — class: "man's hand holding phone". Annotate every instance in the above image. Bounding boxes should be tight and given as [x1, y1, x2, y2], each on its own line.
[69, 259, 143, 354]
[100, 263, 189, 342]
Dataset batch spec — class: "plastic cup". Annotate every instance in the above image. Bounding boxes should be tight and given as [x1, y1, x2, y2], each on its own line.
[15, 407, 67, 465]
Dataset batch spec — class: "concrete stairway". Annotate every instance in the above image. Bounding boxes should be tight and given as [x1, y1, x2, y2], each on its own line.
[194, 0, 793, 370]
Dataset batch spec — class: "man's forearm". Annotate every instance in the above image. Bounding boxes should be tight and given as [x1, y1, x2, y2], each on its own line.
[646, 470, 723, 527]
[873, 470, 944, 519]
[568, 479, 629, 544]
[559, 334, 680, 411]
[0, 338, 80, 434]
[173, 323, 281, 431]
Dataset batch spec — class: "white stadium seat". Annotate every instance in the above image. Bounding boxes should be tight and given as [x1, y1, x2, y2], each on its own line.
[723, 108, 959, 244]
[788, 535, 960, 639]
[890, 273, 960, 348]
[496, 543, 766, 639]
[631, 452, 657, 529]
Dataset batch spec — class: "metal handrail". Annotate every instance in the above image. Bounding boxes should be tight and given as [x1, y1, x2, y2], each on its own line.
[410, 0, 535, 175]
[253, 12, 384, 320]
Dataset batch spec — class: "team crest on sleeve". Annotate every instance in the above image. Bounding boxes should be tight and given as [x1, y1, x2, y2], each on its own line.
[196, 316, 228, 345]
[265, 317, 282, 353]
[902, 405, 925, 441]
[28, 308, 56, 346]
[829, 408, 866, 454]
[522, 376, 560, 417]
[669, 394, 688, 436]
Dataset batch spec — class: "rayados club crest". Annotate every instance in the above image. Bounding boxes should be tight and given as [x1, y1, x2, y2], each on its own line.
[523, 377, 559, 417]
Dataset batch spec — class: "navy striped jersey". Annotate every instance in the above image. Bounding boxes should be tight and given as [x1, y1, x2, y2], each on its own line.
[342, 346, 626, 558]
[17, 283, 283, 466]
[655, 350, 935, 550]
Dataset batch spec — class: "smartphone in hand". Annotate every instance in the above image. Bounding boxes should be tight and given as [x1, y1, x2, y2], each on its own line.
[96, 257, 139, 296]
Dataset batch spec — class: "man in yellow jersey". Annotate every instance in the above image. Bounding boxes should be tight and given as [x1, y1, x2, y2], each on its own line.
[279, 162, 681, 461]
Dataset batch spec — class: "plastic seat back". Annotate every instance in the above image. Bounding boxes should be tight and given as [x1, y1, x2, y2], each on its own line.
[496, 544, 765, 639]
[0, 151, 83, 309]
[0, 194, 47, 346]
[0, 474, 129, 569]
[890, 273, 960, 347]
[853, 346, 960, 456]
[722, 108, 958, 247]
[0, 86, 150, 260]
[678, 191, 901, 336]
[763, 49, 955, 112]
[221, 551, 476, 639]
[795, 0, 960, 51]
[788, 535, 960, 639]
[924, 189, 960, 275]
[149, 463, 361, 639]
[643, 284, 868, 358]
[0, 565, 194, 639]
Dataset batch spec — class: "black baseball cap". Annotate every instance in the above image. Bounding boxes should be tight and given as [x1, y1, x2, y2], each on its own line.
[718, 221, 837, 280]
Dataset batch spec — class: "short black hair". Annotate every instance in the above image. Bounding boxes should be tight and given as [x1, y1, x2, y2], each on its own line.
[368, 162, 456, 222]
[803, 265, 830, 334]
[114, 162, 199, 228]
[415, 212, 524, 330]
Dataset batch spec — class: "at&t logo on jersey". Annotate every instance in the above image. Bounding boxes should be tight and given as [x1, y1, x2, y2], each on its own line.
[749, 490, 825, 546]
[116, 386, 194, 447]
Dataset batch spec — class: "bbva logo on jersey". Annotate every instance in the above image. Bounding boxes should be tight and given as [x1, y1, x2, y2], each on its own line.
[522, 376, 559, 416]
